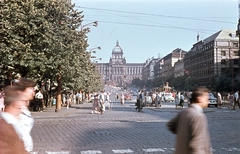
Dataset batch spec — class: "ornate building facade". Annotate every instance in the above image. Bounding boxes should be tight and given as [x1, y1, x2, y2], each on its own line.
[184, 29, 240, 87]
[95, 41, 144, 86]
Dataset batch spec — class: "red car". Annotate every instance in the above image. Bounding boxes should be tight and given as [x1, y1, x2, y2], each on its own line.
[124, 94, 132, 100]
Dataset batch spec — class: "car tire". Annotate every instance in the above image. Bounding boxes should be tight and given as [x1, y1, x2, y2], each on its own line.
[215, 104, 218, 107]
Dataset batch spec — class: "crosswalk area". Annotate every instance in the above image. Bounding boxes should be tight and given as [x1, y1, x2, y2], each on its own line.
[30, 147, 240, 154]
[31, 148, 172, 154]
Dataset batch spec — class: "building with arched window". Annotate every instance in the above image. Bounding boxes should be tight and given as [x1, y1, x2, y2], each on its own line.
[95, 41, 144, 86]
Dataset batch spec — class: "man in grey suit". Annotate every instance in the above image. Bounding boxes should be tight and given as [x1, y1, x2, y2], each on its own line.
[167, 87, 212, 154]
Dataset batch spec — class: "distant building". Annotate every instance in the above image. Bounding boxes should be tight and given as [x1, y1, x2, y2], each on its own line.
[154, 58, 164, 79]
[174, 59, 185, 78]
[95, 41, 144, 86]
[184, 29, 240, 87]
[161, 48, 187, 77]
[142, 57, 159, 80]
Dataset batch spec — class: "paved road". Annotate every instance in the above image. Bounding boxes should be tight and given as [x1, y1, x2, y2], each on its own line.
[30, 98, 240, 154]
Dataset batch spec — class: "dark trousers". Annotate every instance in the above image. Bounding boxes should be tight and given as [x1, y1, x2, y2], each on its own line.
[233, 99, 240, 109]
[136, 99, 140, 109]
[136, 99, 143, 111]
[36, 99, 43, 111]
[44, 94, 49, 107]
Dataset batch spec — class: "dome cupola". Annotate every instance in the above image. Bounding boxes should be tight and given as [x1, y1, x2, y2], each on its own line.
[112, 40, 123, 53]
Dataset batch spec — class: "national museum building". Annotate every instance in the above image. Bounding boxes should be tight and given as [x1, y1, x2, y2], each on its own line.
[95, 41, 144, 86]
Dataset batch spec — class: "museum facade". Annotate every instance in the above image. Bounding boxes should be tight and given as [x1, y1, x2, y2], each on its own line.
[95, 41, 144, 86]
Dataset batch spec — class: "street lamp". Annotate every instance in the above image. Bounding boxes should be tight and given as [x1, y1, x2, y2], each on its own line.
[88, 46, 101, 59]
[93, 58, 102, 63]
[81, 21, 98, 31]
[54, 21, 99, 112]
[226, 59, 234, 91]
[237, 2, 240, 66]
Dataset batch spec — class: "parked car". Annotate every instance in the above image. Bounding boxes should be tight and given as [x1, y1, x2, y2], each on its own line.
[209, 93, 217, 107]
[163, 93, 174, 102]
[124, 94, 132, 100]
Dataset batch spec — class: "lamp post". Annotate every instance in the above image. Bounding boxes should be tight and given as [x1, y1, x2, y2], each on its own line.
[93, 58, 102, 63]
[88, 46, 101, 59]
[229, 59, 234, 91]
[81, 21, 98, 31]
[237, 2, 240, 68]
[55, 21, 99, 112]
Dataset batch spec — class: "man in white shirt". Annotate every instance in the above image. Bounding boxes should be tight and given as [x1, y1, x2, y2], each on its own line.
[76, 91, 81, 104]
[35, 90, 43, 112]
[233, 90, 239, 110]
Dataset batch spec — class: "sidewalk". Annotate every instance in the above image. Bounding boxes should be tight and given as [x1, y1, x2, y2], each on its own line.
[31, 101, 92, 118]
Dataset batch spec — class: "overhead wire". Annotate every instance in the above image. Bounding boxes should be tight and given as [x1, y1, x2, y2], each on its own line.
[83, 19, 216, 34]
[75, 6, 236, 34]
[76, 6, 236, 24]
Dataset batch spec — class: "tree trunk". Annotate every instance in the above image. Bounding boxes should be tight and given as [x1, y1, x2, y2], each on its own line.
[55, 73, 62, 112]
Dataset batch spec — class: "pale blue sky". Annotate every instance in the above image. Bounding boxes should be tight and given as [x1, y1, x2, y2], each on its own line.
[72, 0, 239, 63]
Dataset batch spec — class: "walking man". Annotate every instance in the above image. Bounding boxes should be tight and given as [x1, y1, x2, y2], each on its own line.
[167, 87, 212, 154]
[35, 90, 43, 112]
[233, 90, 239, 110]
[76, 91, 81, 104]
[137, 91, 144, 112]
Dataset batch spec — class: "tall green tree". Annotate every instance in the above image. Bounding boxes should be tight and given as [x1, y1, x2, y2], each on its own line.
[0, 0, 103, 111]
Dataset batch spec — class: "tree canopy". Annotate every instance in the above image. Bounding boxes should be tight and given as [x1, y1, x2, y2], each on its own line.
[0, 0, 103, 92]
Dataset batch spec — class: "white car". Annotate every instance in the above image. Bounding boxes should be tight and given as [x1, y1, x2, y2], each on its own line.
[209, 93, 217, 107]
[164, 93, 174, 102]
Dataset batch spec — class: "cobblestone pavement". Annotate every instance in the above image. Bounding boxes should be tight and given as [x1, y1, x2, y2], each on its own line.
[30, 99, 240, 154]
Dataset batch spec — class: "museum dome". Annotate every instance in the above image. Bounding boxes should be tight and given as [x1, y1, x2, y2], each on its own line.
[112, 40, 123, 53]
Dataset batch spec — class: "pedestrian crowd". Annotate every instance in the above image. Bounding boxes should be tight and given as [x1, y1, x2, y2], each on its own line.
[91, 91, 113, 114]
[0, 78, 239, 154]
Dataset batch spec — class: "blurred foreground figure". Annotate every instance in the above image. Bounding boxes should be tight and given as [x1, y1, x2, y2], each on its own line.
[0, 86, 28, 154]
[167, 87, 212, 154]
[13, 78, 35, 152]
